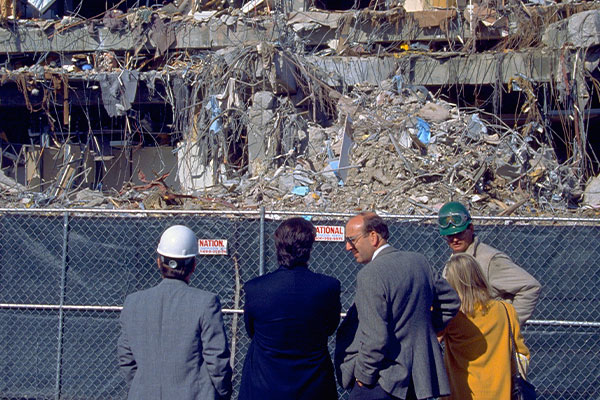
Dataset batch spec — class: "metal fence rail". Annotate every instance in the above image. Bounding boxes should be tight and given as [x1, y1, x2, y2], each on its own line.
[0, 208, 598, 400]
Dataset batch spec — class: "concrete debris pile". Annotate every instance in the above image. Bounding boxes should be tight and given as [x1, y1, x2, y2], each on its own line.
[2, 82, 577, 217]
[198, 80, 584, 217]
[0, 70, 592, 217]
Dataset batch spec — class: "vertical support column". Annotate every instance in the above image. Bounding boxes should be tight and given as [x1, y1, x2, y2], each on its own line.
[55, 212, 69, 400]
[259, 207, 265, 276]
[63, 79, 69, 127]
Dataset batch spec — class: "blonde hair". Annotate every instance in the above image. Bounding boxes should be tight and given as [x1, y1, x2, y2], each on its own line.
[445, 253, 492, 316]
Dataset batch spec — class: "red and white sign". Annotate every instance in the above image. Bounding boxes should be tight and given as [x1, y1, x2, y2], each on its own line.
[315, 225, 345, 242]
[198, 239, 228, 255]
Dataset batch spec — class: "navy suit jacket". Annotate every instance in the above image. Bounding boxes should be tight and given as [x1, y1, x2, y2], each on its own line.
[239, 265, 341, 400]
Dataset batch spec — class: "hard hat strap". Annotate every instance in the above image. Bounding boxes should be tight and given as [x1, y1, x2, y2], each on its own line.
[160, 255, 193, 270]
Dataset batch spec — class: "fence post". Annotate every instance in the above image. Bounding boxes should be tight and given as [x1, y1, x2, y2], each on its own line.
[259, 207, 265, 276]
[55, 211, 69, 400]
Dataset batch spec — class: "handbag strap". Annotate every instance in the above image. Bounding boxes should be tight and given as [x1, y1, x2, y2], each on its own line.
[500, 301, 526, 379]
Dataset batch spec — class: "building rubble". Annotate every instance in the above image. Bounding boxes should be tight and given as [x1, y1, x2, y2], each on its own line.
[0, 0, 599, 217]
[163, 81, 585, 217]
[0, 77, 591, 217]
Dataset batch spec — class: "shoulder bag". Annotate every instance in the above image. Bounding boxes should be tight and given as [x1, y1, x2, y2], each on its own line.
[501, 302, 537, 400]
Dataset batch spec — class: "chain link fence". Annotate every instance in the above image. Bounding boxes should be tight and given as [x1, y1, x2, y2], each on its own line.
[1, 209, 599, 399]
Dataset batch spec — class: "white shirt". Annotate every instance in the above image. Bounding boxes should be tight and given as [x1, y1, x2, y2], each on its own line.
[372, 243, 390, 261]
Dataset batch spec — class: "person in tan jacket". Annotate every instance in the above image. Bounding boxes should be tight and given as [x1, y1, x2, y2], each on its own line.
[438, 201, 541, 326]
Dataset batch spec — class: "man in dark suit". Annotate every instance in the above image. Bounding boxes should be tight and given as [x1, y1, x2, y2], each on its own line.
[239, 217, 341, 400]
[117, 225, 232, 400]
[335, 212, 460, 400]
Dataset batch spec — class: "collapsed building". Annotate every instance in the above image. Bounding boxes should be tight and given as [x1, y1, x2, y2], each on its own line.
[0, 0, 599, 215]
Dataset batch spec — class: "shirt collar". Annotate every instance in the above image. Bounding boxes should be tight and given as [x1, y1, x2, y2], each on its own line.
[465, 235, 479, 256]
[372, 243, 391, 260]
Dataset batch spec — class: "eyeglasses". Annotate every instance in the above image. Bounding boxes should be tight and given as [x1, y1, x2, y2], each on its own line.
[439, 213, 470, 229]
[345, 232, 368, 247]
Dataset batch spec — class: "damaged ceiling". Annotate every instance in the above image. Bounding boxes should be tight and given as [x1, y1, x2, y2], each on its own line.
[0, 0, 600, 216]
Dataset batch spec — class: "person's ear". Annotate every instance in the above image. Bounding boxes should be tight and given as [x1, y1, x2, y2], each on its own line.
[157, 256, 165, 279]
[369, 231, 379, 246]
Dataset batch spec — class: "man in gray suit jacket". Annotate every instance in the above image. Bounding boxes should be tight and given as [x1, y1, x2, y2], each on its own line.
[117, 225, 232, 400]
[335, 212, 460, 400]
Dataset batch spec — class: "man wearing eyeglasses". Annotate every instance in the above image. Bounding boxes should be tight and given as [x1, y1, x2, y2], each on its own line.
[335, 211, 460, 400]
[438, 201, 541, 325]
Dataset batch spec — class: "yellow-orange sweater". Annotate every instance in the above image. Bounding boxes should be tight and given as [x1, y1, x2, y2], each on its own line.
[441, 300, 530, 400]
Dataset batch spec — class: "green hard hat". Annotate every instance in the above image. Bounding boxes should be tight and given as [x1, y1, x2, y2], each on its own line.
[438, 201, 471, 236]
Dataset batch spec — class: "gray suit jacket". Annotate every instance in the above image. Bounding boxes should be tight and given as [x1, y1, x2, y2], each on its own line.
[336, 246, 460, 399]
[117, 278, 232, 400]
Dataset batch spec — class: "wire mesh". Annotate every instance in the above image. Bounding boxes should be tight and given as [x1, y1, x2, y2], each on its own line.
[0, 210, 598, 399]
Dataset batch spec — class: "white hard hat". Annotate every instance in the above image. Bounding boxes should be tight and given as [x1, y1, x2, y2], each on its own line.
[157, 225, 198, 259]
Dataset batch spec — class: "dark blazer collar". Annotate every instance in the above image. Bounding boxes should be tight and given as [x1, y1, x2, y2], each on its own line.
[277, 264, 309, 272]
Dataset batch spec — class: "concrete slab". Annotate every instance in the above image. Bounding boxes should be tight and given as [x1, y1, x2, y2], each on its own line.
[0, 9, 482, 55]
[0, 18, 270, 54]
[306, 49, 558, 86]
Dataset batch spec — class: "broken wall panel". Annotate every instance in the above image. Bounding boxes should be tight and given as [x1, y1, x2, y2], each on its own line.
[24, 144, 93, 192]
[24, 142, 179, 193]
[404, 0, 457, 11]
[94, 147, 130, 191]
[131, 146, 178, 189]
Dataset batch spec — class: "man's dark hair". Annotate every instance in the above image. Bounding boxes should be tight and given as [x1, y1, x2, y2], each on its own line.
[360, 211, 390, 240]
[275, 217, 316, 268]
[159, 256, 195, 280]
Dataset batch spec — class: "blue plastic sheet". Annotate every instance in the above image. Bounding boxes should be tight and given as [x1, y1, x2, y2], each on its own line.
[416, 117, 430, 145]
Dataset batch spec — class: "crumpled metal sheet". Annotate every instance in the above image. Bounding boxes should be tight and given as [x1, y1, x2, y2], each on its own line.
[103, 10, 127, 32]
[27, 0, 56, 14]
[97, 70, 140, 117]
[149, 15, 176, 56]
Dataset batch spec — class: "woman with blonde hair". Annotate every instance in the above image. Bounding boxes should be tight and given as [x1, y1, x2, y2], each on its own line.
[440, 253, 530, 400]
